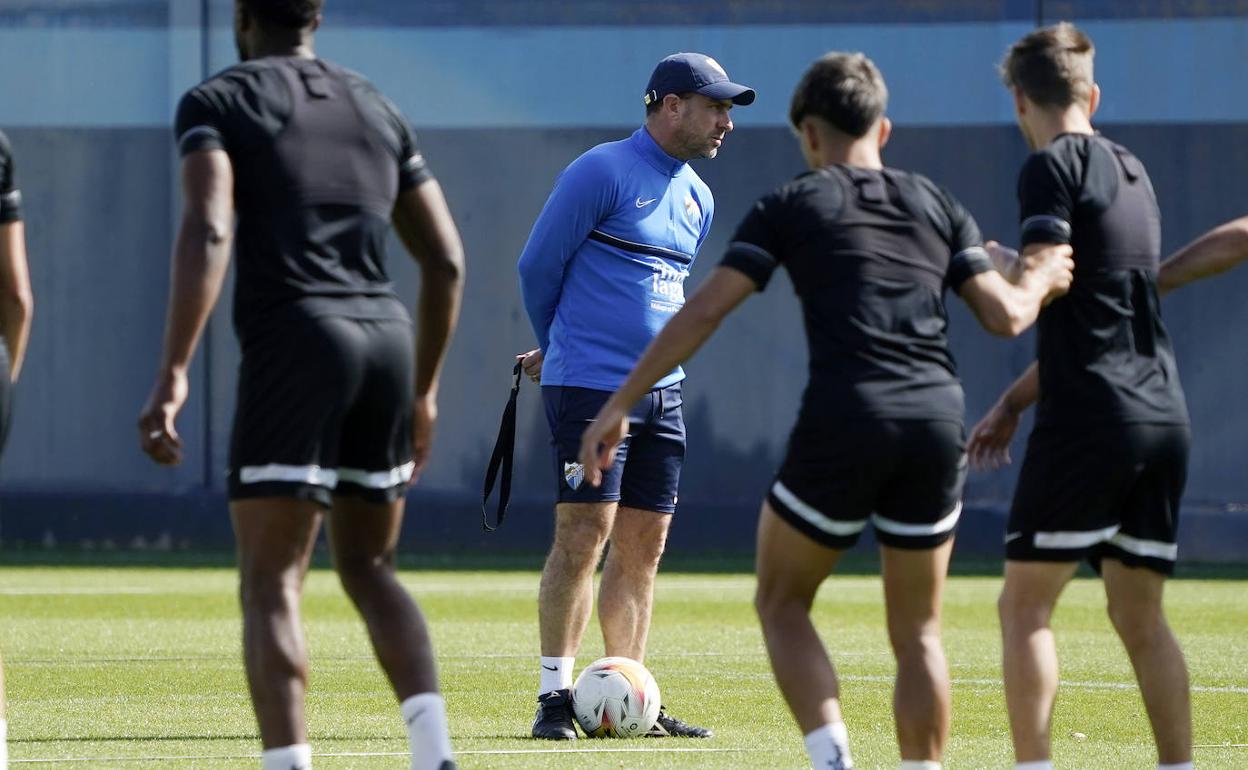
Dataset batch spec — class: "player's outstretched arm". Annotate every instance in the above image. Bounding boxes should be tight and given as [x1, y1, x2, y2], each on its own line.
[392, 179, 465, 477]
[967, 362, 1038, 471]
[578, 266, 755, 486]
[1158, 215, 1248, 294]
[0, 221, 33, 382]
[958, 243, 1073, 337]
[138, 149, 234, 466]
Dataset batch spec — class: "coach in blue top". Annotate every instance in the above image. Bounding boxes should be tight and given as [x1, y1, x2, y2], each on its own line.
[517, 52, 754, 740]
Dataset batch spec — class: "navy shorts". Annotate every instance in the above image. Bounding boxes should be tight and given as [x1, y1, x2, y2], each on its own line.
[767, 419, 967, 550]
[228, 315, 415, 507]
[1007, 423, 1189, 575]
[542, 383, 685, 514]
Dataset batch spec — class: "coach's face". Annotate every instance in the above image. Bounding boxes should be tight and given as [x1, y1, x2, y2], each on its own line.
[673, 94, 734, 160]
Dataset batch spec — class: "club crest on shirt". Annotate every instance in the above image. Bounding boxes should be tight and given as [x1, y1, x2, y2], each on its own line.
[564, 461, 585, 491]
[684, 193, 701, 226]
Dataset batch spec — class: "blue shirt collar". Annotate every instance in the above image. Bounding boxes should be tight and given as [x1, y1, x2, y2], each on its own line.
[631, 126, 687, 177]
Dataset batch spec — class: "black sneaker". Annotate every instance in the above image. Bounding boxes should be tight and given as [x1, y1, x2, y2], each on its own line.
[531, 688, 578, 739]
[645, 706, 713, 738]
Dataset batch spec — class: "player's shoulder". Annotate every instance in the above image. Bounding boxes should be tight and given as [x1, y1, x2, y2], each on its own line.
[0, 129, 11, 161]
[1024, 133, 1092, 176]
[564, 139, 632, 185]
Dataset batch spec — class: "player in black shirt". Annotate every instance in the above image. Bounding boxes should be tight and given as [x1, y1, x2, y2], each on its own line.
[967, 23, 1193, 770]
[137, 3, 463, 769]
[0, 127, 34, 770]
[577, 53, 1072, 770]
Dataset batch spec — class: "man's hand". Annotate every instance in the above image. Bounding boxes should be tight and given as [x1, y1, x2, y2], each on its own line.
[138, 369, 189, 465]
[1022, 243, 1075, 304]
[986, 240, 1022, 283]
[967, 400, 1022, 471]
[517, 348, 544, 383]
[578, 407, 630, 488]
[411, 394, 438, 481]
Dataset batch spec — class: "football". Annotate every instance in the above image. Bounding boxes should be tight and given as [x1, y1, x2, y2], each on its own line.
[570, 656, 662, 738]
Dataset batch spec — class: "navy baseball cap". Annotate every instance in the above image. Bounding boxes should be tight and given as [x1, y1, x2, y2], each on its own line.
[644, 52, 756, 107]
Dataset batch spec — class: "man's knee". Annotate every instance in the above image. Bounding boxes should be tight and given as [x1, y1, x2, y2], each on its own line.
[754, 578, 812, 627]
[335, 552, 396, 598]
[550, 506, 613, 564]
[1106, 597, 1166, 649]
[239, 567, 300, 614]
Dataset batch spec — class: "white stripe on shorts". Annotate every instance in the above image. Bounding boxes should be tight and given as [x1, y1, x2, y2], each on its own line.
[1033, 523, 1121, 550]
[871, 501, 962, 537]
[1108, 531, 1178, 561]
[770, 481, 867, 537]
[238, 463, 338, 487]
[338, 462, 416, 489]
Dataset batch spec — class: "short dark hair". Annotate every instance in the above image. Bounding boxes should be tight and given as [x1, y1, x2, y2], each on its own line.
[240, 0, 323, 30]
[788, 52, 887, 137]
[1001, 22, 1095, 108]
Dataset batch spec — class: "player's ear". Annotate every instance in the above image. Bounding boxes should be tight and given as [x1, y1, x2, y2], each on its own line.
[876, 116, 892, 150]
[663, 93, 683, 120]
[1011, 86, 1028, 118]
[1086, 82, 1101, 118]
[309, 13, 322, 33]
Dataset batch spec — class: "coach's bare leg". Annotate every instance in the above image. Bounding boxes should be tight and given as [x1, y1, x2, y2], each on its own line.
[881, 540, 954, 762]
[1102, 559, 1192, 765]
[539, 502, 616, 657]
[328, 495, 438, 697]
[599, 506, 671, 661]
[754, 502, 845, 733]
[998, 560, 1079, 763]
[231, 497, 323, 749]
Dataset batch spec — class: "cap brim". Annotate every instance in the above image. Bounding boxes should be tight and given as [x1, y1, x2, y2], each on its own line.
[696, 81, 756, 106]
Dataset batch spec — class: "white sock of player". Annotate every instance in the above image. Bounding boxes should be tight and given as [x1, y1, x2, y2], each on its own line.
[804, 721, 853, 769]
[1, 718, 8, 770]
[260, 743, 311, 770]
[899, 761, 941, 770]
[401, 692, 453, 770]
[538, 656, 575, 695]
[1014, 762, 1053, 770]
[1158, 763, 1194, 770]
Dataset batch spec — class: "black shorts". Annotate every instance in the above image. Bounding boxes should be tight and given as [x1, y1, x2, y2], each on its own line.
[228, 315, 415, 507]
[542, 383, 684, 514]
[1007, 423, 1189, 575]
[767, 419, 966, 550]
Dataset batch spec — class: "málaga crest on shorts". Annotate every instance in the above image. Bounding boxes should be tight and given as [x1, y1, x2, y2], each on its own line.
[564, 461, 585, 491]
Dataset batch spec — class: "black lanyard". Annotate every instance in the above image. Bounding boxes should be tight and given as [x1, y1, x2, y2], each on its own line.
[481, 362, 522, 531]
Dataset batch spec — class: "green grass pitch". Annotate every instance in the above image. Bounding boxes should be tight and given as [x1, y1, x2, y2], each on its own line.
[1, 557, 1245, 768]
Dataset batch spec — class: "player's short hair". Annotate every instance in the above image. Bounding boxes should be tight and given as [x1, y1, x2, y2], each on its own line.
[1001, 22, 1095, 108]
[788, 52, 887, 138]
[240, 0, 323, 30]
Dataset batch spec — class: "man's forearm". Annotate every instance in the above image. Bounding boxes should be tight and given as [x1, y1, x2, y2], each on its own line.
[999, 361, 1040, 414]
[1158, 216, 1248, 294]
[414, 267, 463, 398]
[0, 222, 32, 380]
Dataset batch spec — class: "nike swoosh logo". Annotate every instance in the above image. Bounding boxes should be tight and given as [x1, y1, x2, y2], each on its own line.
[542, 664, 558, 671]
[1004, 532, 1023, 543]
[635, 197, 658, 208]
[404, 707, 427, 727]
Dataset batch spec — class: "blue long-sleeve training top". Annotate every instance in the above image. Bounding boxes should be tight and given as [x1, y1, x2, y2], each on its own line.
[518, 126, 714, 391]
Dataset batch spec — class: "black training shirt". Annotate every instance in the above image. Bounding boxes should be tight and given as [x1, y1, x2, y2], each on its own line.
[721, 165, 992, 423]
[174, 56, 432, 340]
[1018, 133, 1187, 427]
[0, 131, 21, 224]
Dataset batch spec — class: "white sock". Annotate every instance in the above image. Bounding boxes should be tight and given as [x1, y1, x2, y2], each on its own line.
[900, 762, 941, 770]
[1158, 764, 1194, 770]
[805, 721, 853, 769]
[261, 743, 311, 770]
[538, 656, 575, 695]
[401, 692, 453, 770]
[1, 718, 8, 770]
[1014, 762, 1053, 770]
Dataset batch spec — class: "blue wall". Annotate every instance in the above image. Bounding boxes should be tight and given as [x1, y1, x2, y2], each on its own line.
[0, 1, 1245, 555]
